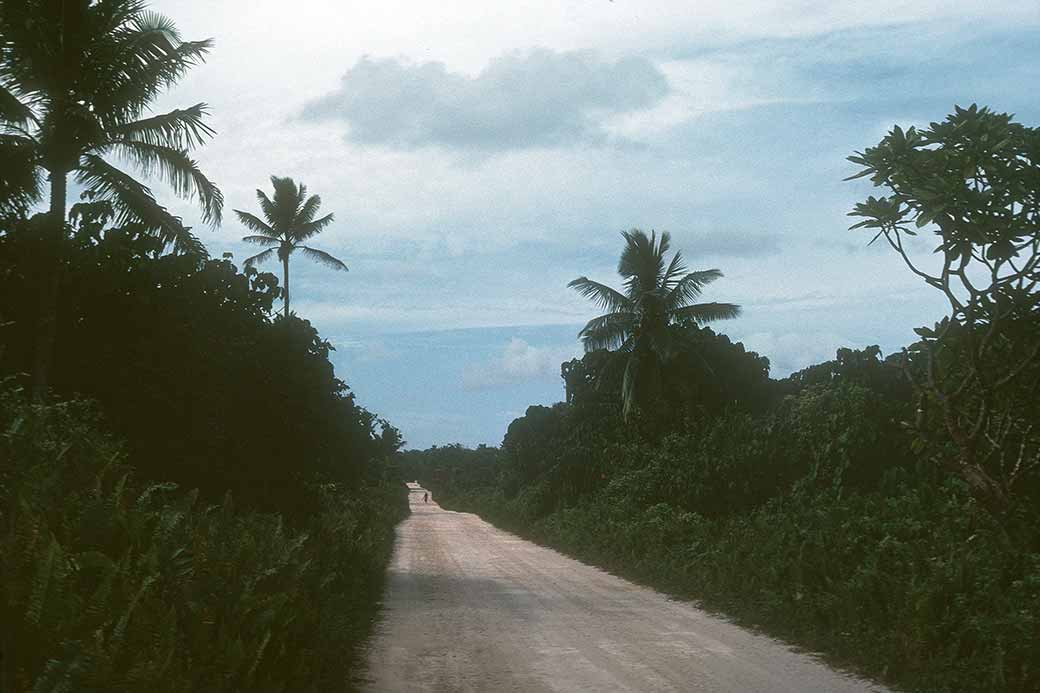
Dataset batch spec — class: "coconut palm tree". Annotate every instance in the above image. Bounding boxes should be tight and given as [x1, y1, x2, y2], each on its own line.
[1, 0, 222, 245]
[236, 177, 347, 318]
[1, 0, 224, 399]
[568, 229, 740, 420]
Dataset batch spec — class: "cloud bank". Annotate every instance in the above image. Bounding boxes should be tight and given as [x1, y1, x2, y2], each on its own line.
[300, 49, 669, 150]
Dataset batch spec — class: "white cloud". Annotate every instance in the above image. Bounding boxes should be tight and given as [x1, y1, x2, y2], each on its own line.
[300, 50, 668, 150]
[462, 338, 580, 390]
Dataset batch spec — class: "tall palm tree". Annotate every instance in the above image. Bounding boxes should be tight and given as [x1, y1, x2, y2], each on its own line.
[236, 176, 347, 318]
[1, 0, 224, 399]
[569, 229, 740, 420]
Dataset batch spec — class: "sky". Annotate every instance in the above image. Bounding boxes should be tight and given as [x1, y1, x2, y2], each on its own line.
[141, 0, 1040, 448]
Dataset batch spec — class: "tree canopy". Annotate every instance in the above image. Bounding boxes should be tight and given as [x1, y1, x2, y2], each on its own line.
[237, 176, 346, 318]
[569, 229, 740, 420]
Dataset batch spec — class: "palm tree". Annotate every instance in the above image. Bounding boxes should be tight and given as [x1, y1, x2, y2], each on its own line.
[568, 229, 740, 420]
[1, 0, 223, 399]
[236, 177, 347, 318]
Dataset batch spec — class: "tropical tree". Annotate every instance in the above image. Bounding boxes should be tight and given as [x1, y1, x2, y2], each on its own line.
[1, 0, 224, 400]
[847, 105, 1040, 506]
[569, 229, 740, 420]
[236, 176, 347, 318]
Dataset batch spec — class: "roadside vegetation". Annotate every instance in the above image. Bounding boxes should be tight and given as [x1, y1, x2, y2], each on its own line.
[1, 1, 405, 689]
[401, 106, 1040, 693]
[3, 0, 1037, 690]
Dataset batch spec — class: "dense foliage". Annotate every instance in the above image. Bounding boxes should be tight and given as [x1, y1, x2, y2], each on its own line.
[847, 106, 1040, 508]
[0, 0, 225, 400]
[0, 205, 398, 515]
[1, 4, 408, 691]
[0, 203, 407, 688]
[4, 9, 1038, 688]
[0, 390, 406, 692]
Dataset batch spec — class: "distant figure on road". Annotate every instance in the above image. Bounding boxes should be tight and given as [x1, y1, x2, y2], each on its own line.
[423, 492, 428, 503]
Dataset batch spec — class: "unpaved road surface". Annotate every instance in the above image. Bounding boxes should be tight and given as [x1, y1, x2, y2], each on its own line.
[362, 484, 888, 692]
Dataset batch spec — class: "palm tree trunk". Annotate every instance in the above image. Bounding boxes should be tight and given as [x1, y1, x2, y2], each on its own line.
[30, 168, 68, 402]
[282, 255, 290, 319]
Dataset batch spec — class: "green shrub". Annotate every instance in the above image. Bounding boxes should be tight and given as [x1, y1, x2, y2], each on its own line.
[0, 390, 406, 692]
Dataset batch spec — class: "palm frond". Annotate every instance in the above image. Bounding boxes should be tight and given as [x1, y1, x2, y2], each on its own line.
[294, 213, 335, 242]
[96, 8, 212, 119]
[621, 354, 641, 422]
[0, 83, 38, 127]
[617, 228, 649, 279]
[131, 10, 182, 45]
[0, 134, 42, 216]
[75, 153, 207, 258]
[568, 277, 633, 312]
[111, 104, 214, 150]
[300, 246, 348, 271]
[270, 176, 301, 226]
[578, 313, 636, 352]
[163, 227, 208, 258]
[664, 269, 723, 309]
[106, 139, 222, 225]
[660, 250, 688, 290]
[235, 210, 276, 237]
[619, 228, 671, 296]
[243, 247, 277, 268]
[296, 195, 322, 225]
[241, 235, 280, 246]
[670, 302, 741, 325]
[99, 39, 213, 124]
[250, 189, 275, 225]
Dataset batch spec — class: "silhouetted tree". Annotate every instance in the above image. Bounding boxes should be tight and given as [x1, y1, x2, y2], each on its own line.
[236, 176, 346, 318]
[848, 105, 1040, 506]
[0, 0, 223, 400]
[569, 229, 740, 420]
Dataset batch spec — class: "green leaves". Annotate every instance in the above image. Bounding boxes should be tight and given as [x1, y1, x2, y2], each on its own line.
[846, 195, 906, 231]
[112, 104, 215, 151]
[567, 277, 632, 313]
[846, 105, 1040, 255]
[105, 139, 223, 225]
[846, 106, 1040, 508]
[299, 246, 348, 271]
[0, 0, 222, 245]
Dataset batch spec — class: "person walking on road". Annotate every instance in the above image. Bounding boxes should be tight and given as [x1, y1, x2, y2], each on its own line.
[423, 492, 428, 503]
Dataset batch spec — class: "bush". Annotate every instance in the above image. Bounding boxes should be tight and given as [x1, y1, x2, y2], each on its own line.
[0, 390, 406, 691]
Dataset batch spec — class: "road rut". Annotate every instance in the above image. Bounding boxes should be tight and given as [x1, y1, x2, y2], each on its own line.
[361, 484, 888, 692]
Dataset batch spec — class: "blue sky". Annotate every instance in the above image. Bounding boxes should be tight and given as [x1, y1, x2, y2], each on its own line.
[146, 1, 1040, 448]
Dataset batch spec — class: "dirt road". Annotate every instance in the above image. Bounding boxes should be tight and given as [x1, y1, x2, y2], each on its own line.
[361, 483, 888, 692]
